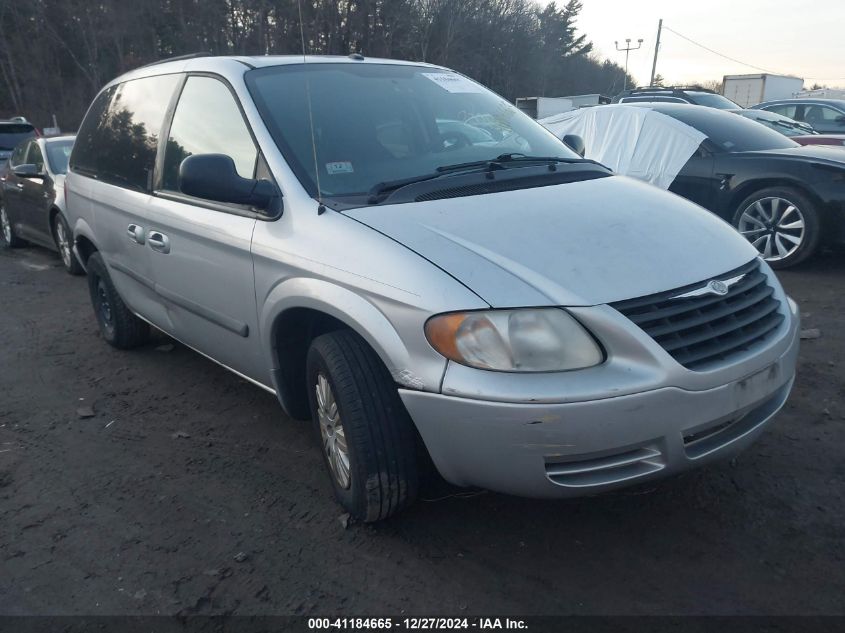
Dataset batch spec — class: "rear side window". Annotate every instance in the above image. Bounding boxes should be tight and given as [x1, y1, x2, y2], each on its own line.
[70, 74, 181, 191]
[161, 76, 257, 192]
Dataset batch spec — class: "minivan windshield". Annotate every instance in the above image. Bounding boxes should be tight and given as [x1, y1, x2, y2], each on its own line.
[246, 63, 579, 199]
[0, 124, 36, 150]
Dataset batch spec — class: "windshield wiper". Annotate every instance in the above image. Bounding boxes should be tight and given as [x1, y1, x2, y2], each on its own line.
[435, 153, 585, 174]
[367, 154, 592, 204]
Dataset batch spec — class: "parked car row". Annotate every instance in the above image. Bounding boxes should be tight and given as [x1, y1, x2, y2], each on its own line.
[544, 102, 845, 268]
[0, 134, 81, 274]
[1, 57, 801, 523]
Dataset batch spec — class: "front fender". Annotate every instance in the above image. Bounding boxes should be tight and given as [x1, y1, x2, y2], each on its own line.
[260, 277, 443, 392]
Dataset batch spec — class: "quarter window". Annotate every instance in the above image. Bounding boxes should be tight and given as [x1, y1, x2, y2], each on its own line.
[70, 74, 181, 191]
[161, 76, 257, 192]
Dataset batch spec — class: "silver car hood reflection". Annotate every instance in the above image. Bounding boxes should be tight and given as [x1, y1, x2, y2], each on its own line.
[345, 175, 758, 307]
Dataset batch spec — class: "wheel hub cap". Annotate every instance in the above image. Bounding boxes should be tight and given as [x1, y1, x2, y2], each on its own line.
[738, 196, 805, 262]
[315, 374, 350, 489]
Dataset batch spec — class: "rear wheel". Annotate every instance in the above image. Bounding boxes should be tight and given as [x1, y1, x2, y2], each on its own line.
[52, 213, 83, 275]
[86, 252, 149, 349]
[306, 330, 419, 522]
[733, 187, 820, 269]
[1, 202, 24, 248]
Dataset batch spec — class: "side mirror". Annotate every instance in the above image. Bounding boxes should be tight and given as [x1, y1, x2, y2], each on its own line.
[179, 154, 281, 214]
[13, 163, 43, 179]
[562, 134, 586, 157]
[836, 115, 845, 124]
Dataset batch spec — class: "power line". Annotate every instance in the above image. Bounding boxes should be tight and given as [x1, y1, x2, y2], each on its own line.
[662, 24, 845, 82]
[662, 25, 777, 74]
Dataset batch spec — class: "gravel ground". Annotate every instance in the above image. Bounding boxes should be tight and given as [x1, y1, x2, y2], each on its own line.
[1, 244, 843, 616]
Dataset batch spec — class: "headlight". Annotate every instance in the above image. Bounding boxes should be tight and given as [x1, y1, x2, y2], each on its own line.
[424, 309, 603, 372]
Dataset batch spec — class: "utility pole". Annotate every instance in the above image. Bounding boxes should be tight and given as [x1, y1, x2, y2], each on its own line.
[615, 38, 644, 92]
[650, 18, 663, 86]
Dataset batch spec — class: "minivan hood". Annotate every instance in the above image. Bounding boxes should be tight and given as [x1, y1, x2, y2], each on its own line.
[345, 176, 758, 307]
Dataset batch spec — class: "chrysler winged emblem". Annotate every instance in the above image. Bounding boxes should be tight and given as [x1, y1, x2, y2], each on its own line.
[672, 274, 745, 300]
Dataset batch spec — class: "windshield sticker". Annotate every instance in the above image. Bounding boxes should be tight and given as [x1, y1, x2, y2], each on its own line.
[422, 73, 486, 94]
[326, 161, 354, 175]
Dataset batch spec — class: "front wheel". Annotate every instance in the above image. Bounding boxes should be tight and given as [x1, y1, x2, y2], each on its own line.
[1, 202, 24, 248]
[52, 213, 84, 275]
[732, 187, 821, 269]
[306, 330, 419, 522]
[86, 252, 149, 349]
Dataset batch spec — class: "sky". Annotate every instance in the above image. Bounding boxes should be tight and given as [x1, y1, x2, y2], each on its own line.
[563, 0, 845, 88]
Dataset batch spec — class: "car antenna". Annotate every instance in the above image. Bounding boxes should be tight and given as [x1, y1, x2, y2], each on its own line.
[297, 0, 327, 215]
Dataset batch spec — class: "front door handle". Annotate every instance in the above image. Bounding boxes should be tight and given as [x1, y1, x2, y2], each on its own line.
[127, 224, 145, 244]
[148, 230, 170, 254]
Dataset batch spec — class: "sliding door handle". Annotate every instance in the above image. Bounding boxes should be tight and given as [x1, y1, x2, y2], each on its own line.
[148, 231, 170, 254]
[127, 224, 145, 244]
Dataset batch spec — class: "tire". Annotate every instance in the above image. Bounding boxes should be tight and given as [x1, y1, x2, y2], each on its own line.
[52, 213, 84, 275]
[732, 187, 821, 269]
[306, 330, 419, 522]
[1, 201, 24, 248]
[86, 252, 149, 349]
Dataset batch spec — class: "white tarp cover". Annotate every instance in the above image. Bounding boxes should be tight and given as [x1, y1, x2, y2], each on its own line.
[540, 105, 707, 190]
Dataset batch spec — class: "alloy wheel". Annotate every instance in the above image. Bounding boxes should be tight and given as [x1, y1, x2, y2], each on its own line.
[1, 205, 11, 243]
[315, 373, 351, 489]
[55, 220, 72, 267]
[737, 196, 805, 262]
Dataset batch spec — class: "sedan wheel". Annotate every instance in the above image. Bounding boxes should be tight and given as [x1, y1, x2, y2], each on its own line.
[737, 196, 805, 262]
[56, 220, 72, 266]
[52, 213, 83, 275]
[733, 187, 821, 269]
[1, 203, 22, 247]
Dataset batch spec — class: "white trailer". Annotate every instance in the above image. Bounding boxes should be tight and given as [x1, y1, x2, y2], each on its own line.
[722, 74, 804, 108]
[515, 97, 574, 120]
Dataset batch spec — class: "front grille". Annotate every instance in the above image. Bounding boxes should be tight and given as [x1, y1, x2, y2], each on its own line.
[611, 259, 784, 370]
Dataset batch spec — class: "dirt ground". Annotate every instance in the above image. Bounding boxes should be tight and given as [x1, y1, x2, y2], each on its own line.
[1, 243, 843, 617]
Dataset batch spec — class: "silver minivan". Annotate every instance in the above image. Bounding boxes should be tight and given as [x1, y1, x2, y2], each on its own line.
[66, 55, 800, 522]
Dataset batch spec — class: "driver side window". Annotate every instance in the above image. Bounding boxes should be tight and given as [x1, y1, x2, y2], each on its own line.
[161, 76, 258, 193]
[26, 142, 44, 173]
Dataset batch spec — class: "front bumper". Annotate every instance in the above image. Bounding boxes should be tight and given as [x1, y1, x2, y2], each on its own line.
[401, 308, 800, 498]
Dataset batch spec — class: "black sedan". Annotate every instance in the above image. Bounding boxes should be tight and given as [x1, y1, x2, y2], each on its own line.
[0, 135, 82, 274]
[638, 104, 845, 268]
[546, 103, 845, 267]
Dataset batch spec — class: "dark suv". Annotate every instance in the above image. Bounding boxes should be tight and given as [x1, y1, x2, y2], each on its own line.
[612, 86, 740, 109]
[0, 118, 37, 163]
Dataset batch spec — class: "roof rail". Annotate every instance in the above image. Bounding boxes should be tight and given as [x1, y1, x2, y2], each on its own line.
[630, 85, 715, 94]
[139, 51, 213, 69]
